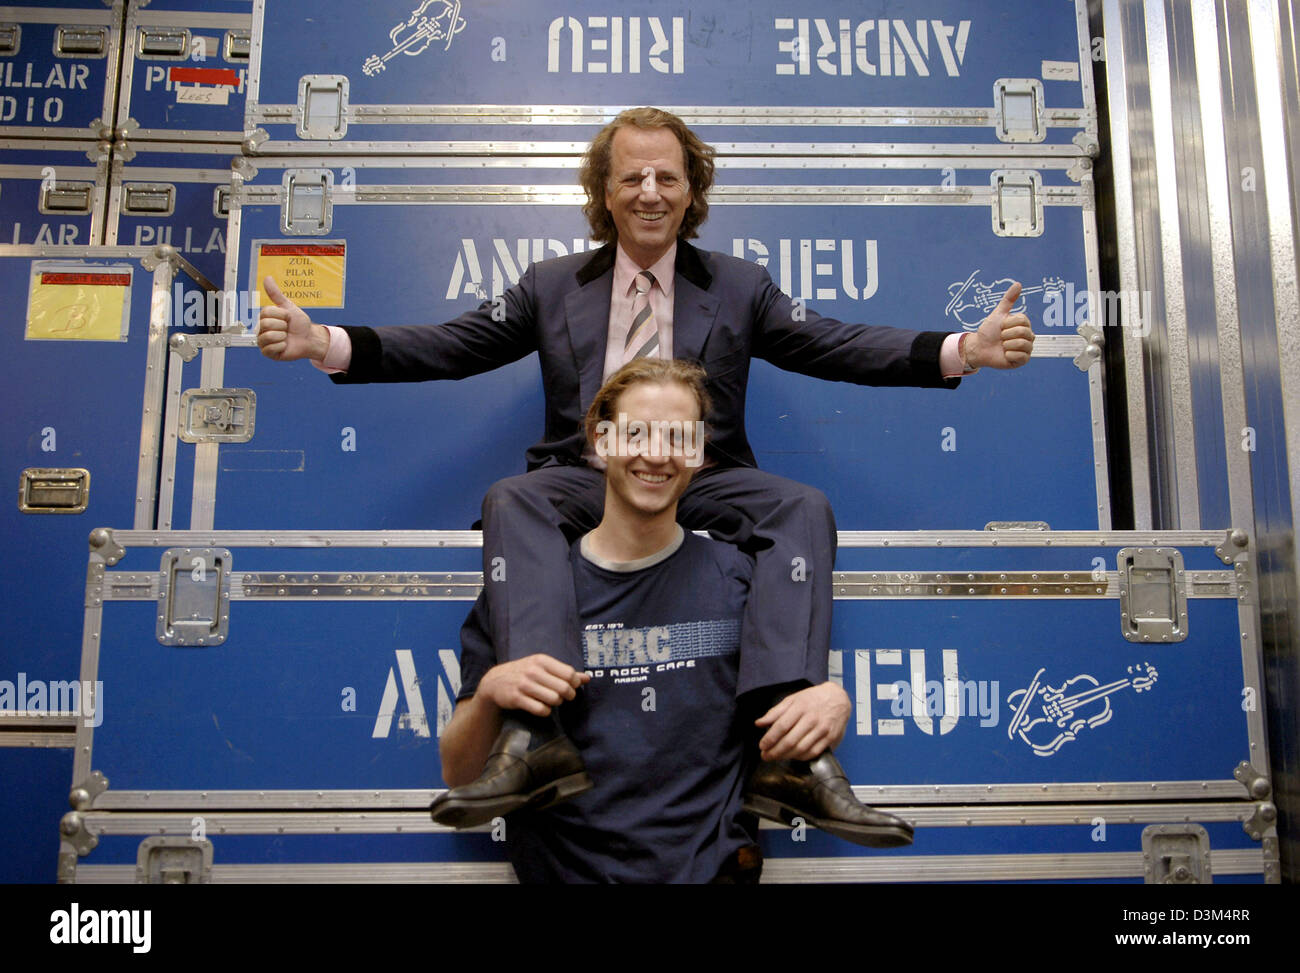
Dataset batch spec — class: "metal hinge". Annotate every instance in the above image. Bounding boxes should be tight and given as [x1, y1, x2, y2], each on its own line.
[58, 770, 110, 878]
[297, 74, 349, 140]
[1117, 547, 1188, 642]
[1142, 824, 1211, 884]
[56, 25, 108, 58]
[1073, 323, 1103, 372]
[1215, 528, 1250, 565]
[1234, 762, 1271, 801]
[19, 468, 89, 514]
[138, 26, 190, 59]
[990, 170, 1043, 238]
[122, 182, 176, 216]
[136, 837, 213, 884]
[994, 78, 1046, 142]
[282, 168, 334, 234]
[39, 181, 93, 215]
[178, 388, 256, 443]
[156, 547, 232, 646]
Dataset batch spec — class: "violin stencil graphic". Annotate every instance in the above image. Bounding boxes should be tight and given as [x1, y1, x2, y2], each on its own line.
[945, 269, 1066, 329]
[364, 0, 467, 77]
[1006, 662, 1157, 756]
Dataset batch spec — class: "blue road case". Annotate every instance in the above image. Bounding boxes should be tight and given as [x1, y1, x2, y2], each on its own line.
[157, 154, 1109, 534]
[56, 527, 1276, 882]
[0, 138, 110, 246]
[0, 245, 214, 717]
[0, 740, 74, 882]
[244, 0, 1098, 155]
[103, 139, 241, 287]
[0, 1, 122, 141]
[115, 0, 251, 145]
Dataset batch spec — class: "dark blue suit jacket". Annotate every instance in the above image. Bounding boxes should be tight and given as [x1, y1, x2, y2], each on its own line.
[333, 241, 960, 469]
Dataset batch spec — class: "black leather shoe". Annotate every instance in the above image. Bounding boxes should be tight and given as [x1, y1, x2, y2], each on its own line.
[430, 723, 593, 829]
[743, 752, 914, 848]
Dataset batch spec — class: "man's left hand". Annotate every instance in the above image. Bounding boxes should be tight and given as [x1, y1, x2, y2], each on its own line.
[965, 281, 1035, 369]
[754, 682, 851, 762]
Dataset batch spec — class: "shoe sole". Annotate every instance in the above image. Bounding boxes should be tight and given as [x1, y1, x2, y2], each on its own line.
[742, 794, 914, 849]
[430, 771, 594, 829]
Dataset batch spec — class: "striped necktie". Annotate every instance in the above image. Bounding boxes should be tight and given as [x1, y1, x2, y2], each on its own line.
[622, 270, 659, 365]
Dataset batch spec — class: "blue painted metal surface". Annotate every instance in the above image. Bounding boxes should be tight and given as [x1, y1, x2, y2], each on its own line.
[0, 253, 163, 691]
[0, 746, 72, 883]
[119, 2, 251, 140]
[165, 160, 1100, 531]
[249, 0, 1091, 146]
[0, 4, 118, 139]
[109, 144, 240, 286]
[81, 538, 1248, 794]
[0, 143, 105, 247]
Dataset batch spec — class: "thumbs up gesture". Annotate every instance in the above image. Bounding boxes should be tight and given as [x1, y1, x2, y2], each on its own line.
[257, 276, 327, 361]
[965, 281, 1035, 370]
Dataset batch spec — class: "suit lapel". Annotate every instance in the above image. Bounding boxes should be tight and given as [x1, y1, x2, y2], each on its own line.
[567, 245, 616, 412]
[671, 242, 719, 363]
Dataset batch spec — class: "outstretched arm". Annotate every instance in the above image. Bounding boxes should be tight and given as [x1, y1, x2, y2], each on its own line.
[255, 266, 540, 383]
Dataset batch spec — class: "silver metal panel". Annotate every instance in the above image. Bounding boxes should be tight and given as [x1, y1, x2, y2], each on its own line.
[73, 802, 1263, 833]
[1144, 0, 1199, 528]
[66, 802, 1268, 883]
[132, 260, 171, 530]
[1102, 0, 1153, 529]
[76, 851, 1264, 883]
[1190, 0, 1258, 531]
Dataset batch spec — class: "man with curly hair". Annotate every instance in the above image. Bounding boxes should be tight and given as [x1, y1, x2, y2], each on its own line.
[259, 107, 1033, 848]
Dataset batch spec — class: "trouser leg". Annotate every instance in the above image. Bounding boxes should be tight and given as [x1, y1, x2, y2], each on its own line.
[678, 467, 837, 696]
[479, 466, 605, 667]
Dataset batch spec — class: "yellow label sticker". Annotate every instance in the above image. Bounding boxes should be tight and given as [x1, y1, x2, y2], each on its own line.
[26, 262, 132, 341]
[255, 241, 346, 308]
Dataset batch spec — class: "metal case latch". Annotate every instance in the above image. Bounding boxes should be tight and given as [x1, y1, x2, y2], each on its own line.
[297, 74, 349, 140]
[1117, 547, 1188, 642]
[178, 389, 256, 443]
[136, 837, 213, 884]
[994, 78, 1045, 142]
[138, 27, 190, 59]
[990, 170, 1043, 238]
[157, 547, 231, 646]
[282, 168, 334, 234]
[56, 25, 108, 57]
[122, 183, 176, 216]
[224, 29, 251, 61]
[1142, 824, 1211, 884]
[39, 182, 93, 215]
[19, 468, 90, 514]
[0, 24, 20, 56]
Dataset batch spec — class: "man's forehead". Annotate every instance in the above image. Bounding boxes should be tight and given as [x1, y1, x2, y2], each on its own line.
[610, 127, 686, 172]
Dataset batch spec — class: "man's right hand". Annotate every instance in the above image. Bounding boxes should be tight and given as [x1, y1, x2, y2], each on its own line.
[477, 654, 591, 717]
[257, 276, 328, 361]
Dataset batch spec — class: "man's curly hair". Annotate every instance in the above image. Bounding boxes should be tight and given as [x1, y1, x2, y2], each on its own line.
[578, 107, 716, 243]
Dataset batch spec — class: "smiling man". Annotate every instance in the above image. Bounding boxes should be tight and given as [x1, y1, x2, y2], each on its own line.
[436, 359, 859, 882]
[258, 107, 1033, 847]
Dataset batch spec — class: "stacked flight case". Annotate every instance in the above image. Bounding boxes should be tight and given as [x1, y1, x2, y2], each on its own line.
[0, 0, 1278, 884]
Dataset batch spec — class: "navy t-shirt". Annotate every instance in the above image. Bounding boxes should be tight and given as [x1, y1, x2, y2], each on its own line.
[458, 528, 756, 883]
